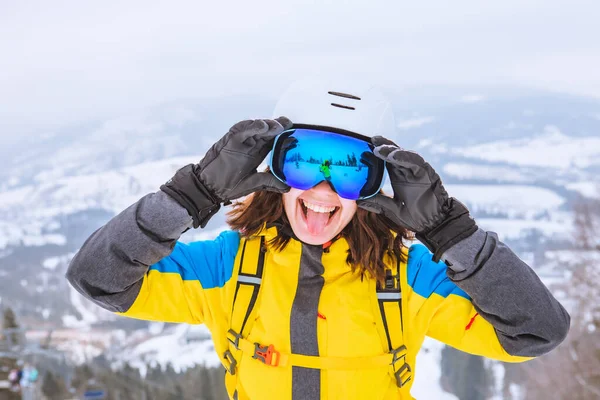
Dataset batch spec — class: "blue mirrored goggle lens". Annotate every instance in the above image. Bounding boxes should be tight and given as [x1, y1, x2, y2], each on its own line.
[269, 128, 385, 200]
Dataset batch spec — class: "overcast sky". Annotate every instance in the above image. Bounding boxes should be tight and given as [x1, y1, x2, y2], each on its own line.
[1, 0, 599, 144]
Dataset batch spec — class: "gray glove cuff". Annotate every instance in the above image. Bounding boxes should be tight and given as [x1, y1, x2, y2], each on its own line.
[416, 198, 478, 262]
[160, 164, 221, 229]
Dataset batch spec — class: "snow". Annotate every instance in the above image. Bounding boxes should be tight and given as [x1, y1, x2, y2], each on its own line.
[148, 322, 166, 335]
[566, 181, 600, 198]
[61, 315, 81, 327]
[509, 383, 524, 400]
[61, 340, 105, 364]
[488, 360, 506, 400]
[21, 109, 195, 184]
[69, 286, 99, 325]
[0, 219, 68, 249]
[382, 183, 566, 220]
[64, 286, 116, 328]
[477, 218, 571, 241]
[397, 116, 435, 130]
[442, 163, 533, 183]
[0, 155, 197, 250]
[184, 225, 230, 243]
[445, 184, 565, 219]
[122, 324, 221, 373]
[542, 249, 600, 270]
[26, 328, 114, 361]
[451, 126, 600, 169]
[412, 338, 458, 399]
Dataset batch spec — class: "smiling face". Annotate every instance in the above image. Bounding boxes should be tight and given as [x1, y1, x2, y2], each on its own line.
[282, 181, 357, 245]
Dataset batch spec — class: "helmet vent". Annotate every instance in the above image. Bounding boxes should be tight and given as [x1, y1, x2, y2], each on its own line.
[328, 91, 361, 100]
[331, 103, 356, 110]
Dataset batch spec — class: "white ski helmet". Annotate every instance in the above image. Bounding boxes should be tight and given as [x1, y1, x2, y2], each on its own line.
[273, 77, 396, 138]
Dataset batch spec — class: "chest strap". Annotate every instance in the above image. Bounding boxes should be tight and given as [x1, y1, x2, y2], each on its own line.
[227, 331, 406, 371]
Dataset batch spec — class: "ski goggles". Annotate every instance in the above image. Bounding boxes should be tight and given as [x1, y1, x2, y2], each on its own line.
[269, 126, 386, 200]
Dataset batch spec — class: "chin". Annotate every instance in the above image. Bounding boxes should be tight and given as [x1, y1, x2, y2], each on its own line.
[293, 228, 338, 246]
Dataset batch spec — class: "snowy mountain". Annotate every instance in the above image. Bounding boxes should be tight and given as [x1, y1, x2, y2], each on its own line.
[2, 86, 599, 398]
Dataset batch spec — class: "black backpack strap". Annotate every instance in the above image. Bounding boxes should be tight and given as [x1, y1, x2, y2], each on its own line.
[376, 258, 412, 388]
[224, 236, 266, 375]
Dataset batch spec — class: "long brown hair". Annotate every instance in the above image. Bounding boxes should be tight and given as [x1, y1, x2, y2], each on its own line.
[227, 190, 413, 283]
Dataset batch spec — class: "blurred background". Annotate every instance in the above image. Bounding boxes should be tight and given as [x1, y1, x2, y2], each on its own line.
[1, 1, 599, 399]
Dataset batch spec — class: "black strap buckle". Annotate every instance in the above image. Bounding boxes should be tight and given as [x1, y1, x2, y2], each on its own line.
[224, 350, 237, 375]
[394, 362, 412, 388]
[390, 345, 412, 388]
[390, 345, 407, 363]
[227, 329, 242, 350]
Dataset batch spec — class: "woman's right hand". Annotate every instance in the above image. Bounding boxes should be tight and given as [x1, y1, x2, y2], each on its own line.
[161, 117, 292, 228]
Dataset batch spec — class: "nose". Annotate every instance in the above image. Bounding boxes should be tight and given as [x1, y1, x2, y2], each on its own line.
[310, 180, 336, 194]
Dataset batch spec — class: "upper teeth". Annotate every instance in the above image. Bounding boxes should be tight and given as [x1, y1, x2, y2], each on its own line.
[303, 200, 336, 213]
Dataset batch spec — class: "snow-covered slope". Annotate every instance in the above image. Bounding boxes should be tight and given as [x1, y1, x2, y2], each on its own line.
[381, 181, 573, 243]
[442, 163, 535, 183]
[117, 324, 221, 374]
[446, 184, 565, 219]
[0, 156, 196, 250]
[448, 126, 600, 169]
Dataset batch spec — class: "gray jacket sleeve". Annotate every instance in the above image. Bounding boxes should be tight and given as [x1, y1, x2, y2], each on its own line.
[442, 228, 570, 357]
[66, 190, 193, 313]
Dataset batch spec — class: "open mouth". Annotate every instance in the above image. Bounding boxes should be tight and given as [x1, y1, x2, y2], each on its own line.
[299, 199, 340, 221]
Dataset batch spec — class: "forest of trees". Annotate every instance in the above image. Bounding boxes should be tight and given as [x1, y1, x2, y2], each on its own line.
[63, 359, 228, 400]
[516, 196, 600, 399]
[440, 346, 493, 400]
[286, 152, 362, 167]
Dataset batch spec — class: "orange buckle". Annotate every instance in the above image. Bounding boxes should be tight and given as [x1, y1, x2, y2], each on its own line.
[252, 343, 280, 367]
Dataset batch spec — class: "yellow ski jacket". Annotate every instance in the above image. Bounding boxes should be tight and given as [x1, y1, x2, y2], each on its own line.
[67, 191, 570, 399]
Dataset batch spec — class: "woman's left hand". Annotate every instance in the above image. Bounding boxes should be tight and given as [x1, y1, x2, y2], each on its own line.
[357, 136, 478, 261]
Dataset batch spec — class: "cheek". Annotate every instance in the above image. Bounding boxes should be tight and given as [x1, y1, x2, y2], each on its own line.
[340, 199, 357, 223]
[282, 189, 301, 216]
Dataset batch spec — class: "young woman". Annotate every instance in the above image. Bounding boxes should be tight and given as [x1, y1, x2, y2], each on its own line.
[67, 79, 570, 400]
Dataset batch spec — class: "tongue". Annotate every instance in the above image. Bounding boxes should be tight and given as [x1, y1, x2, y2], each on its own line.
[306, 208, 330, 235]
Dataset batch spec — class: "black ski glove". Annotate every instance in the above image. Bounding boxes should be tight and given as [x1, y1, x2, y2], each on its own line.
[357, 136, 478, 262]
[161, 117, 292, 228]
